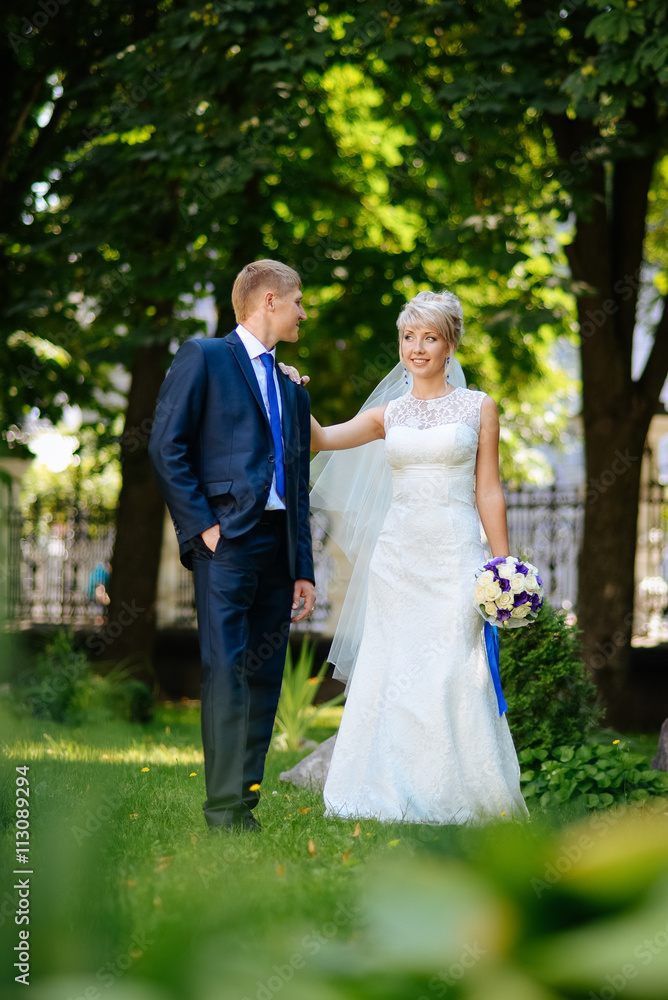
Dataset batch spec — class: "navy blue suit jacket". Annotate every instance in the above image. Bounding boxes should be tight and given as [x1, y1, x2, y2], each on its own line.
[148, 331, 314, 582]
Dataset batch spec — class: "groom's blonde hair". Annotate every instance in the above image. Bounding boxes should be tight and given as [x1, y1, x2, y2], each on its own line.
[232, 259, 302, 322]
[397, 290, 465, 352]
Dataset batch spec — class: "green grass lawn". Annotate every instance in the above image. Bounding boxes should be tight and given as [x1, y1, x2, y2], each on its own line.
[1, 700, 667, 1000]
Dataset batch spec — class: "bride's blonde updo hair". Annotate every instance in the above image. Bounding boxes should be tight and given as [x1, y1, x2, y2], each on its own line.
[396, 290, 465, 353]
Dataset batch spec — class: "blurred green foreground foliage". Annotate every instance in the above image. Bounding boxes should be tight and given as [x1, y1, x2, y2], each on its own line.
[1, 699, 668, 1000]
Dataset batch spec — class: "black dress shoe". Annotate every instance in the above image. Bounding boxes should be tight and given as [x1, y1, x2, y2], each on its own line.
[208, 813, 261, 834]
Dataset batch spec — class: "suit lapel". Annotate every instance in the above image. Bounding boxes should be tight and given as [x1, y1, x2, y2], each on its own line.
[277, 365, 294, 450]
[225, 331, 269, 425]
[225, 331, 295, 450]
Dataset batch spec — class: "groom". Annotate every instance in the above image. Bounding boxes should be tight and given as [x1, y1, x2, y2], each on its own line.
[149, 259, 315, 832]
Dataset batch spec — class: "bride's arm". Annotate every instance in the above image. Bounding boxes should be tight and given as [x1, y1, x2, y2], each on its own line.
[310, 405, 386, 452]
[475, 396, 510, 558]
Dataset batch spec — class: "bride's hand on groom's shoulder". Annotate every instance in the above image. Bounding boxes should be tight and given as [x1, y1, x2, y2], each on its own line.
[278, 362, 310, 386]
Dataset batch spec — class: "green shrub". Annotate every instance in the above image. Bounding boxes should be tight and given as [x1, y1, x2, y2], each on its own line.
[14, 630, 153, 725]
[500, 602, 601, 752]
[15, 631, 91, 723]
[90, 661, 154, 723]
[519, 739, 668, 811]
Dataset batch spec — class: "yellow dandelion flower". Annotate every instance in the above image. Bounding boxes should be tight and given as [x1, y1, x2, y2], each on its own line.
[613, 739, 620, 744]
[501, 811, 506, 817]
[249, 783, 261, 791]
[189, 772, 197, 777]
[141, 767, 150, 772]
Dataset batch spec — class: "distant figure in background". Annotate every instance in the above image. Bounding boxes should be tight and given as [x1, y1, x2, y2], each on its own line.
[86, 561, 109, 605]
[149, 260, 315, 833]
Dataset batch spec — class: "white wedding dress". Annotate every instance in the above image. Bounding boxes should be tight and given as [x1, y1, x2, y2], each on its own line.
[318, 387, 529, 825]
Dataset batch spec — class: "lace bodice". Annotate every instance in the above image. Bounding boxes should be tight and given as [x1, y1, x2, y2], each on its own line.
[383, 387, 486, 476]
[384, 387, 486, 433]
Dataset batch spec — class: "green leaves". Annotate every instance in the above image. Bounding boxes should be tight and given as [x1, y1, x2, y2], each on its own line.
[274, 638, 344, 751]
[586, 7, 646, 45]
[519, 739, 668, 813]
[500, 603, 601, 754]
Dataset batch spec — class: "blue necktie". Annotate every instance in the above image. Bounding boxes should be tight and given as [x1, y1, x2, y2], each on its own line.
[259, 353, 285, 498]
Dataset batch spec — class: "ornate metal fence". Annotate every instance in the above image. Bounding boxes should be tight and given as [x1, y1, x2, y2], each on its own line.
[506, 483, 583, 613]
[635, 472, 668, 641]
[6, 481, 666, 636]
[16, 511, 115, 626]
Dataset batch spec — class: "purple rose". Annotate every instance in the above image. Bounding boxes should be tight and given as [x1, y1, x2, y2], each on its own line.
[536, 574, 543, 586]
[513, 591, 530, 606]
[487, 557, 506, 567]
[496, 608, 512, 622]
[531, 593, 542, 610]
[515, 563, 529, 576]
[499, 578, 511, 592]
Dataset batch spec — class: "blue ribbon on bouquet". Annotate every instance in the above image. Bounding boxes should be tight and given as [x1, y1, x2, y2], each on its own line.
[484, 621, 507, 717]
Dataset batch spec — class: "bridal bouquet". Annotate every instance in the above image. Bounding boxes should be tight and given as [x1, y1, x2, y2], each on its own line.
[474, 556, 544, 628]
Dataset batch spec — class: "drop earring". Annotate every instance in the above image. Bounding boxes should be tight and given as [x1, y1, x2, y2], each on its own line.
[446, 356, 451, 386]
[403, 366, 409, 386]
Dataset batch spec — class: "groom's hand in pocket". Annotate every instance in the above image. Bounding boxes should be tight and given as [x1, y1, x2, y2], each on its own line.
[201, 524, 220, 552]
[291, 580, 316, 622]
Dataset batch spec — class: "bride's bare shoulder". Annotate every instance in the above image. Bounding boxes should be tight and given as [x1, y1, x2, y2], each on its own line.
[365, 404, 389, 435]
[365, 403, 390, 419]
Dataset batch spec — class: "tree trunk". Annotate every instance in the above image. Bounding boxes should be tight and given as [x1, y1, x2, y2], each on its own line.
[544, 110, 668, 722]
[564, 161, 668, 722]
[577, 406, 651, 723]
[105, 338, 171, 682]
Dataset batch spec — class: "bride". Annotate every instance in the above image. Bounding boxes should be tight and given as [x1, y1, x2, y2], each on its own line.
[290, 290, 528, 825]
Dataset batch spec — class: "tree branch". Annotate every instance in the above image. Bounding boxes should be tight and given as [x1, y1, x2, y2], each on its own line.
[0, 78, 84, 226]
[0, 78, 42, 185]
[611, 100, 659, 360]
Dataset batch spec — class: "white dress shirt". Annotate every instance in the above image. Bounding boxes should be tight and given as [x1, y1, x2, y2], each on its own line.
[236, 324, 286, 511]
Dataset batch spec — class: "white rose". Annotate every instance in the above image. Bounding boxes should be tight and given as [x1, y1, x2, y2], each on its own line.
[510, 604, 531, 618]
[478, 570, 495, 586]
[497, 592, 514, 609]
[497, 564, 513, 580]
[484, 602, 498, 617]
[474, 584, 486, 605]
[525, 573, 538, 590]
[482, 582, 502, 602]
[510, 573, 526, 593]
